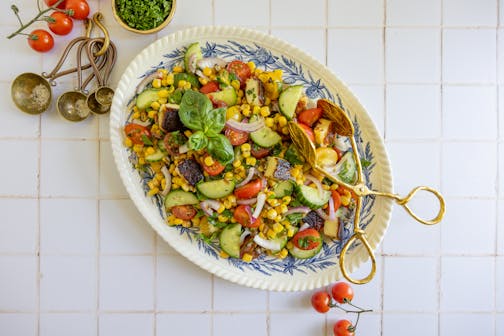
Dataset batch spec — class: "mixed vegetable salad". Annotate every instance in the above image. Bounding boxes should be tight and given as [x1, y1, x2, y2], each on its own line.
[123, 42, 358, 262]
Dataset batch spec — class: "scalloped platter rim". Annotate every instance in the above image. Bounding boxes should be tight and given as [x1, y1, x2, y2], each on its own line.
[109, 26, 394, 291]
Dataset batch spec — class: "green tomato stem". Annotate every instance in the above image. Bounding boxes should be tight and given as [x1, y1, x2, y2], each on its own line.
[6, 0, 65, 39]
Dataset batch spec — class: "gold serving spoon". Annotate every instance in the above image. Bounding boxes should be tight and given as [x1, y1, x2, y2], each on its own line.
[287, 99, 445, 284]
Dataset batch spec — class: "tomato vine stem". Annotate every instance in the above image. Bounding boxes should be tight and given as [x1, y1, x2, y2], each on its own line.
[7, 0, 66, 39]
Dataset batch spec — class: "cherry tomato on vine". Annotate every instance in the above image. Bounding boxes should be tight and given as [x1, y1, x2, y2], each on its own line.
[48, 12, 74, 36]
[28, 29, 54, 52]
[65, 0, 90, 20]
[331, 282, 354, 304]
[311, 291, 332, 313]
[333, 319, 355, 336]
[44, 0, 67, 9]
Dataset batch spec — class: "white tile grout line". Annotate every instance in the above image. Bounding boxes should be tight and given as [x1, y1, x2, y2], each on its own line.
[495, 3, 501, 335]
[36, 114, 41, 336]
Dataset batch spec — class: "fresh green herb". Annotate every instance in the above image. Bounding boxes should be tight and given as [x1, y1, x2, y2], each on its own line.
[284, 144, 305, 165]
[141, 134, 153, 146]
[207, 134, 234, 165]
[168, 88, 184, 104]
[286, 213, 304, 225]
[115, 0, 173, 31]
[188, 131, 209, 150]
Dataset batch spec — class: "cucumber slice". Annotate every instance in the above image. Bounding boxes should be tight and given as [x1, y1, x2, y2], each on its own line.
[336, 151, 357, 184]
[219, 223, 242, 258]
[196, 179, 235, 199]
[288, 242, 323, 259]
[184, 42, 202, 73]
[279, 85, 303, 120]
[136, 88, 159, 110]
[295, 184, 331, 210]
[273, 180, 294, 198]
[174, 73, 201, 89]
[145, 149, 165, 162]
[164, 190, 199, 209]
[207, 86, 237, 106]
[271, 235, 288, 253]
[250, 127, 281, 148]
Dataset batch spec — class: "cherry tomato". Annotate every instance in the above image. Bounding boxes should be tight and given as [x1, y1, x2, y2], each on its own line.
[200, 81, 220, 94]
[233, 205, 259, 228]
[48, 12, 73, 36]
[298, 122, 315, 143]
[44, 0, 67, 9]
[124, 123, 151, 145]
[227, 60, 251, 87]
[225, 127, 249, 146]
[291, 228, 321, 250]
[298, 107, 323, 127]
[331, 190, 342, 213]
[311, 291, 332, 313]
[201, 153, 225, 176]
[65, 0, 90, 20]
[28, 29, 54, 53]
[250, 144, 271, 159]
[234, 179, 262, 199]
[171, 205, 197, 220]
[333, 319, 355, 336]
[331, 282, 354, 304]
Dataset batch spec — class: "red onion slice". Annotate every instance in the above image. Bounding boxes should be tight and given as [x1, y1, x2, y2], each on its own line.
[235, 167, 256, 188]
[299, 223, 311, 232]
[161, 166, 172, 196]
[225, 118, 265, 133]
[284, 206, 311, 216]
[316, 208, 329, 221]
[252, 192, 267, 219]
[200, 200, 222, 216]
[130, 119, 152, 127]
[237, 198, 257, 205]
[253, 235, 282, 251]
[328, 195, 336, 221]
[136, 71, 162, 94]
[197, 57, 227, 69]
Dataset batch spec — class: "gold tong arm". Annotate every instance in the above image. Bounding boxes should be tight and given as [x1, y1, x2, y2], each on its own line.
[339, 229, 377, 285]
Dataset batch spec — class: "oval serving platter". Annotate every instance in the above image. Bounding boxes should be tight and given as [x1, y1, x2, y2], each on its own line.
[110, 26, 393, 291]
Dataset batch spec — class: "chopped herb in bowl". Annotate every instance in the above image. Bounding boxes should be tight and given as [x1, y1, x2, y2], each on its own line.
[113, 0, 175, 34]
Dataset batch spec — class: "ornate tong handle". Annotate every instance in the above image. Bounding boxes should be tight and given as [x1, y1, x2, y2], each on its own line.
[339, 229, 376, 285]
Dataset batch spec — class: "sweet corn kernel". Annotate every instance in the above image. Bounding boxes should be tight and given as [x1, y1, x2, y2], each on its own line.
[272, 222, 284, 233]
[267, 198, 280, 207]
[204, 156, 214, 166]
[161, 79, 168, 86]
[287, 227, 296, 238]
[224, 172, 234, 180]
[158, 89, 170, 98]
[245, 157, 257, 166]
[252, 105, 261, 115]
[231, 80, 240, 90]
[241, 143, 251, 152]
[217, 204, 226, 214]
[145, 147, 156, 155]
[218, 215, 229, 222]
[132, 111, 141, 120]
[172, 65, 183, 73]
[242, 108, 251, 117]
[242, 253, 253, 263]
[202, 67, 213, 77]
[247, 61, 256, 72]
[266, 209, 278, 220]
[227, 195, 237, 204]
[259, 223, 265, 232]
[166, 73, 174, 85]
[265, 117, 275, 128]
[138, 158, 146, 165]
[281, 126, 289, 135]
[199, 77, 209, 85]
[254, 68, 263, 75]
[258, 232, 266, 239]
[267, 229, 276, 239]
[232, 160, 242, 168]
[152, 78, 161, 88]
[158, 69, 167, 76]
[277, 116, 287, 127]
[192, 216, 200, 226]
[123, 138, 133, 147]
[148, 110, 157, 119]
[158, 97, 168, 104]
[237, 90, 244, 98]
[219, 250, 229, 258]
[264, 97, 271, 106]
[177, 80, 187, 88]
[279, 204, 288, 214]
[278, 248, 289, 259]
[183, 82, 192, 90]
[282, 196, 292, 205]
[242, 151, 251, 158]
[173, 218, 184, 225]
[259, 106, 270, 117]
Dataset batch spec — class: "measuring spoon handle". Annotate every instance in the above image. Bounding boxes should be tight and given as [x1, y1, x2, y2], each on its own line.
[339, 229, 377, 285]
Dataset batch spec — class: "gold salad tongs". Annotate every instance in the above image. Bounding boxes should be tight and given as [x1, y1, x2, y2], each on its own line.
[287, 99, 445, 285]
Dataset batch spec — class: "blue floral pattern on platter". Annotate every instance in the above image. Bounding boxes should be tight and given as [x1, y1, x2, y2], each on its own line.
[131, 40, 376, 276]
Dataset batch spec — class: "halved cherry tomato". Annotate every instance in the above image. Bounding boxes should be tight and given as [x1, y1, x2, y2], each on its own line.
[28, 29, 54, 53]
[65, 0, 90, 20]
[292, 228, 321, 250]
[233, 205, 259, 228]
[331, 190, 342, 212]
[298, 122, 315, 143]
[227, 60, 251, 87]
[124, 123, 151, 145]
[251, 144, 271, 159]
[333, 319, 355, 336]
[201, 153, 225, 176]
[48, 12, 74, 36]
[298, 107, 323, 127]
[225, 127, 249, 146]
[234, 179, 262, 199]
[171, 205, 197, 220]
[44, 0, 67, 9]
[200, 81, 220, 94]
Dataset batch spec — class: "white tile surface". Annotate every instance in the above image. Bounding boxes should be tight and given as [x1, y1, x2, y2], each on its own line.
[39, 314, 97, 336]
[214, 0, 269, 27]
[270, 312, 325, 336]
[327, 312, 382, 336]
[443, 0, 498, 27]
[499, 30, 504, 84]
[0, 140, 38, 196]
[99, 313, 153, 336]
[270, 29, 325, 65]
[0, 83, 40, 138]
[0, 199, 37, 253]
[40, 199, 97, 254]
[440, 313, 494, 336]
[100, 200, 154, 255]
[99, 141, 128, 197]
[441, 257, 494, 311]
[387, 0, 441, 26]
[271, 0, 325, 27]
[41, 103, 99, 139]
[383, 313, 437, 336]
[213, 313, 267, 336]
[349, 84, 385, 137]
[0, 314, 36, 336]
[214, 277, 267, 311]
[500, 86, 504, 140]
[99, 256, 154, 311]
[328, 0, 384, 27]
[442, 142, 497, 197]
[386, 85, 441, 139]
[386, 28, 441, 83]
[443, 29, 497, 83]
[269, 291, 312, 312]
[443, 85, 497, 140]
[327, 29, 383, 84]
[498, 314, 504, 336]
[441, 198, 496, 254]
[384, 257, 438, 311]
[497, 257, 504, 311]
[40, 256, 96, 311]
[40, 140, 98, 197]
[498, 200, 504, 255]
[169, 0, 213, 26]
[156, 313, 211, 336]
[0, 27, 42, 81]
[156, 256, 212, 311]
[0, 256, 37, 311]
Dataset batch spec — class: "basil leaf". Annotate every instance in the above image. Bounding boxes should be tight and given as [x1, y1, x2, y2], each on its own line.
[207, 134, 234, 165]
[204, 107, 226, 137]
[178, 90, 213, 131]
[188, 131, 209, 151]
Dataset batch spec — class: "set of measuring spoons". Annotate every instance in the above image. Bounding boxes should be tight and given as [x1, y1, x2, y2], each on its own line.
[11, 12, 116, 122]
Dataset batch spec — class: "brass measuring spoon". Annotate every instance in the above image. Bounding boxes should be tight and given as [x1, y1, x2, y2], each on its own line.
[86, 39, 116, 114]
[287, 98, 445, 285]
